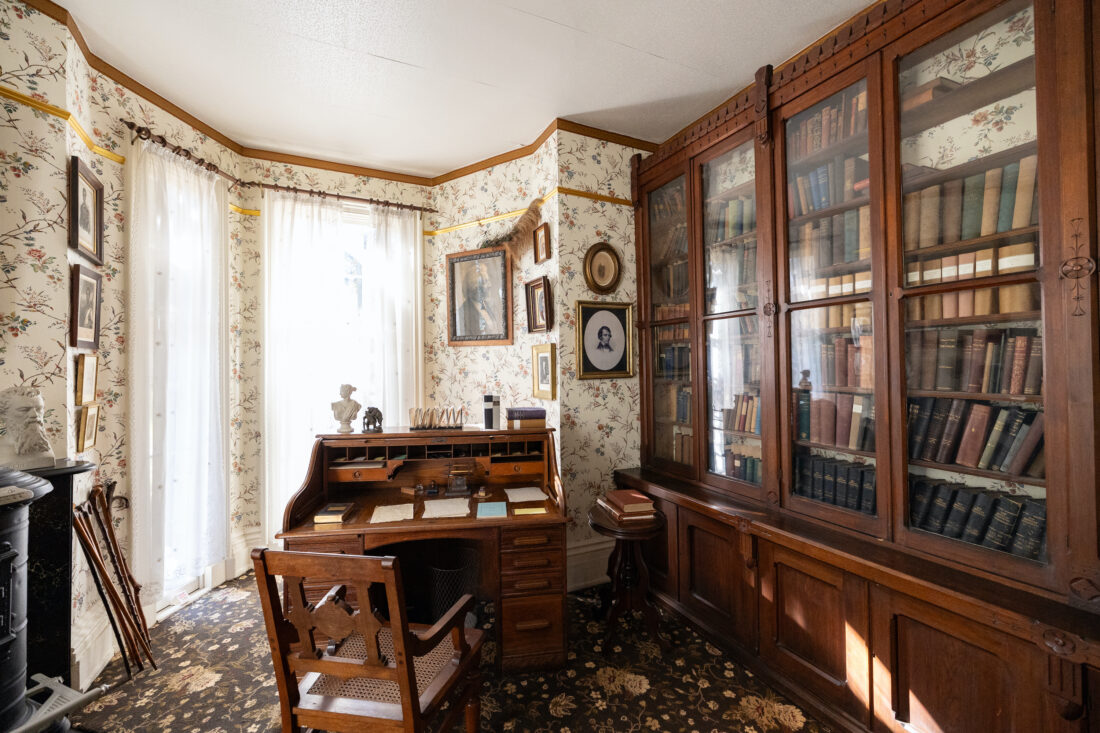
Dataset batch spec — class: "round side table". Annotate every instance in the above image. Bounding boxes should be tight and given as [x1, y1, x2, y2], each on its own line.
[588, 503, 668, 650]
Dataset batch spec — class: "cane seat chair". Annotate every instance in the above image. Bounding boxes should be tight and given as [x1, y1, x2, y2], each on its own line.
[252, 549, 484, 733]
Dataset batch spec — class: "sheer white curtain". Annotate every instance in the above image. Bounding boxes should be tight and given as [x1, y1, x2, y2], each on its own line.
[127, 140, 229, 607]
[262, 194, 422, 545]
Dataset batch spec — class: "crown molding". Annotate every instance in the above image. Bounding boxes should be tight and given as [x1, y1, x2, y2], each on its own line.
[19, 0, 656, 188]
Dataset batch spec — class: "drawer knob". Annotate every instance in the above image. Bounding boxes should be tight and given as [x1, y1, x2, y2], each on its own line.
[515, 619, 550, 632]
[352, 470, 362, 479]
[512, 464, 521, 472]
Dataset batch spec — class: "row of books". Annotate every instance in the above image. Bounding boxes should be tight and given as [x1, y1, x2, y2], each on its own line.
[654, 302, 690, 321]
[669, 425, 695, 465]
[792, 204, 872, 267]
[717, 393, 763, 435]
[817, 337, 874, 389]
[722, 449, 762, 484]
[907, 327, 1042, 396]
[798, 393, 877, 453]
[712, 344, 762, 388]
[675, 386, 692, 424]
[902, 155, 1039, 250]
[905, 245, 1037, 319]
[907, 398, 1045, 477]
[804, 299, 871, 332]
[803, 272, 873, 306]
[657, 383, 689, 425]
[657, 258, 689, 301]
[707, 240, 757, 292]
[788, 158, 869, 216]
[709, 195, 757, 242]
[653, 220, 689, 267]
[794, 455, 877, 515]
[787, 85, 869, 163]
[650, 182, 685, 221]
[909, 478, 1045, 560]
[657, 343, 691, 379]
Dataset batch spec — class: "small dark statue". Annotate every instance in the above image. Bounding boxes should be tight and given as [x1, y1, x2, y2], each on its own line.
[362, 406, 383, 433]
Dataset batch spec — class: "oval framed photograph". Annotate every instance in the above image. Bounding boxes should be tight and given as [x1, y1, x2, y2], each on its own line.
[583, 242, 622, 295]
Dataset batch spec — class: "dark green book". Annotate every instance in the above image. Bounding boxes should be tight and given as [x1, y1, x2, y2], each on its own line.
[921, 483, 958, 534]
[834, 462, 850, 507]
[1008, 498, 1046, 560]
[797, 389, 812, 440]
[909, 477, 936, 527]
[942, 487, 977, 539]
[822, 461, 838, 504]
[996, 161, 1020, 232]
[960, 172, 986, 240]
[934, 399, 969, 465]
[811, 457, 825, 501]
[909, 397, 936, 459]
[935, 329, 960, 391]
[980, 495, 1026, 551]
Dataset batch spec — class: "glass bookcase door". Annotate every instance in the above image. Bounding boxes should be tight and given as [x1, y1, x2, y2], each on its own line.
[706, 316, 761, 485]
[898, 1, 1047, 565]
[648, 176, 690, 322]
[703, 140, 757, 314]
[652, 324, 694, 467]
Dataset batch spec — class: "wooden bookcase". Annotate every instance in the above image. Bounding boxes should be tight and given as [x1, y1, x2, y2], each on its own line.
[624, 0, 1100, 729]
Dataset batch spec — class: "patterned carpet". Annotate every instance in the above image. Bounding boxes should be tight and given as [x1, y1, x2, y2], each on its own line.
[71, 573, 828, 733]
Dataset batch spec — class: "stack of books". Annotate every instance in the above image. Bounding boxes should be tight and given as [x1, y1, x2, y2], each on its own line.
[596, 489, 657, 522]
[506, 406, 546, 429]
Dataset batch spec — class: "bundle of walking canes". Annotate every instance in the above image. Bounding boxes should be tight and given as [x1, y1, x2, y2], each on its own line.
[72, 482, 156, 678]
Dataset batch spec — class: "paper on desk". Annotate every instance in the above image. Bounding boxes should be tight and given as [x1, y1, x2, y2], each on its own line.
[422, 498, 471, 519]
[504, 486, 546, 503]
[370, 504, 414, 524]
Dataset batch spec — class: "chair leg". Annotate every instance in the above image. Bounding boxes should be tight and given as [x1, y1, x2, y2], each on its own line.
[464, 671, 482, 732]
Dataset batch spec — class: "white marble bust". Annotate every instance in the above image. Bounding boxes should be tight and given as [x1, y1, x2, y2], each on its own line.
[0, 385, 55, 469]
[331, 384, 361, 434]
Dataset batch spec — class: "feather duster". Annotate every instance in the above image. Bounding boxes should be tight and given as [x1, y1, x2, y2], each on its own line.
[481, 198, 543, 259]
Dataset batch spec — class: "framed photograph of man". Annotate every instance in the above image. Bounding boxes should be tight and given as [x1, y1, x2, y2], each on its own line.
[77, 403, 99, 452]
[70, 263, 102, 350]
[69, 156, 104, 265]
[76, 354, 98, 405]
[576, 301, 633, 379]
[525, 276, 552, 333]
[532, 343, 556, 400]
[446, 246, 512, 346]
[533, 222, 551, 263]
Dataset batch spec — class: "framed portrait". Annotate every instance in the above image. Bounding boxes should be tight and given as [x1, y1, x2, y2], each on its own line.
[69, 156, 104, 265]
[531, 343, 556, 400]
[76, 354, 98, 405]
[583, 242, 622, 294]
[576, 300, 633, 379]
[446, 246, 512, 346]
[525, 276, 552, 333]
[77, 403, 99, 452]
[533, 222, 551, 263]
[70, 263, 102, 350]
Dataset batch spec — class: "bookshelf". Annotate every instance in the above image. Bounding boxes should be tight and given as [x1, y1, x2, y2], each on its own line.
[648, 175, 689, 322]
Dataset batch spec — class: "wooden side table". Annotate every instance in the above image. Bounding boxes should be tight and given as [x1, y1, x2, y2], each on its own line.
[587, 503, 667, 649]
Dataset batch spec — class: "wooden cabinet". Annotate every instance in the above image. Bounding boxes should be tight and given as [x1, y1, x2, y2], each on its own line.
[640, 494, 678, 597]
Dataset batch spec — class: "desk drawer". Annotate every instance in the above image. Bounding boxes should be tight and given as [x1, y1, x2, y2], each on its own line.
[501, 573, 563, 598]
[500, 548, 562, 575]
[284, 536, 363, 556]
[500, 594, 565, 657]
[501, 527, 562, 552]
[327, 466, 389, 482]
[489, 460, 544, 478]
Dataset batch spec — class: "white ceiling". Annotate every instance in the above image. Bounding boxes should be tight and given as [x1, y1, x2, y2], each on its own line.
[59, 0, 872, 178]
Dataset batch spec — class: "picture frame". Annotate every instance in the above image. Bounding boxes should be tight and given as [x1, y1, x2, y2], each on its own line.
[70, 263, 102, 350]
[76, 354, 98, 405]
[533, 222, 551, 263]
[77, 403, 99, 452]
[576, 301, 633, 379]
[583, 242, 622, 294]
[524, 276, 552, 333]
[69, 156, 104, 265]
[446, 246, 512, 346]
[532, 343, 556, 400]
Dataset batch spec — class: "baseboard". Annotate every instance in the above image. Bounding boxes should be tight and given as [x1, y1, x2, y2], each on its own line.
[70, 616, 116, 691]
[228, 526, 265, 579]
[566, 538, 614, 592]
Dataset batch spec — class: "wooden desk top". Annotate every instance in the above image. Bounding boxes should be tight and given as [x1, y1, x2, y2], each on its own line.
[315, 426, 555, 440]
[279, 484, 566, 540]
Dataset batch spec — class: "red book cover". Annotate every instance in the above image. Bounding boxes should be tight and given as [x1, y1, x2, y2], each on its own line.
[605, 489, 654, 513]
[835, 393, 854, 450]
[834, 338, 850, 388]
[1009, 335, 1031, 394]
[955, 404, 993, 468]
[817, 396, 838, 445]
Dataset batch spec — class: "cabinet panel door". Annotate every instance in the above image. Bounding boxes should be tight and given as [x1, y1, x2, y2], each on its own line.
[758, 541, 870, 725]
[869, 585, 1048, 733]
[677, 508, 757, 650]
[640, 495, 678, 598]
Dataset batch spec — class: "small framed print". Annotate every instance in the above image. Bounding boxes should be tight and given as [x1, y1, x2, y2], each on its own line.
[583, 242, 622, 294]
[525, 276, 552, 333]
[532, 343, 556, 400]
[446, 246, 512, 346]
[78, 403, 99, 452]
[76, 354, 98, 405]
[576, 300, 633, 379]
[533, 222, 551, 263]
[69, 156, 104, 265]
[70, 263, 102, 350]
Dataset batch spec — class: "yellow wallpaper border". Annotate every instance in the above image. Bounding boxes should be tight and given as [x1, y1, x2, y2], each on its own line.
[229, 204, 261, 216]
[423, 187, 632, 237]
[0, 84, 125, 164]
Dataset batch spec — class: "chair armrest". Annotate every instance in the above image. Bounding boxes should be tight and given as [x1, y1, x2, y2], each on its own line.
[408, 593, 474, 657]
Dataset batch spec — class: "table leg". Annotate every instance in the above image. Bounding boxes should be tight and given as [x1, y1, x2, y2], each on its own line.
[633, 542, 668, 650]
[597, 541, 621, 620]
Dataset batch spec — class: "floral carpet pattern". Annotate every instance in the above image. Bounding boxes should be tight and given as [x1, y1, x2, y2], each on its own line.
[71, 574, 828, 733]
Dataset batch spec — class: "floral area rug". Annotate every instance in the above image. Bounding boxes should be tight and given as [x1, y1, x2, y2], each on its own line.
[71, 573, 829, 733]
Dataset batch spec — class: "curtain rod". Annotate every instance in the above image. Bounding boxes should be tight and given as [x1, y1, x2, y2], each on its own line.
[120, 119, 436, 214]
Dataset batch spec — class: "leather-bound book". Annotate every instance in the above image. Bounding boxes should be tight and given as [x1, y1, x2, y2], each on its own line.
[859, 467, 876, 515]
[955, 403, 993, 468]
[822, 460, 838, 504]
[834, 337, 851, 387]
[979, 167, 1003, 236]
[845, 465, 863, 510]
[1023, 336, 1043, 395]
[908, 396, 936, 459]
[964, 329, 989, 392]
[919, 184, 942, 248]
[830, 214, 845, 265]
[795, 454, 812, 495]
[818, 396, 837, 445]
[1025, 446, 1045, 478]
[796, 389, 812, 440]
[957, 252, 976, 316]
[858, 205, 871, 261]
[903, 191, 922, 250]
[997, 419, 1032, 474]
[942, 487, 977, 539]
[847, 342, 860, 388]
[1008, 334, 1031, 395]
[909, 477, 936, 527]
[934, 329, 959, 391]
[1008, 498, 1046, 560]
[859, 400, 876, 452]
[977, 408, 1013, 470]
[973, 250, 996, 315]
[920, 398, 952, 462]
[811, 456, 825, 500]
[941, 255, 959, 318]
[980, 495, 1026, 551]
[990, 409, 1027, 472]
[919, 330, 939, 390]
[998, 332, 1018, 394]
[996, 161, 1020, 232]
[922, 258, 943, 320]
[921, 483, 958, 534]
[956, 333, 974, 393]
[835, 393, 855, 450]
[960, 172, 986, 240]
[1011, 154, 1039, 229]
[820, 342, 834, 387]
[980, 337, 999, 393]
[934, 399, 969, 465]
[843, 209, 860, 262]
[906, 331, 923, 385]
[940, 178, 964, 244]
[1006, 412, 1044, 476]
[834, 462, 850, 507]
[961, 491, 996, 544]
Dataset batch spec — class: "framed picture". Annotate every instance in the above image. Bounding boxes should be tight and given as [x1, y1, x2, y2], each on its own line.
[533, 222, 551, 263]
[77, 403, 99, 452]
[525, 276, 552, 333]
[532, 343, 556, 400]
[76, 354, 98, 405]
[583, 242, 622, 294]
[446, 246, 512, 346]
[70, 263, 102, 350]
[576, 300, 633, 379]
[69, 156, 104, 265]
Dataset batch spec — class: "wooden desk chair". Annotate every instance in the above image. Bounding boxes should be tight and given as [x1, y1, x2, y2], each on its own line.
[252, 549, 484, 733]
